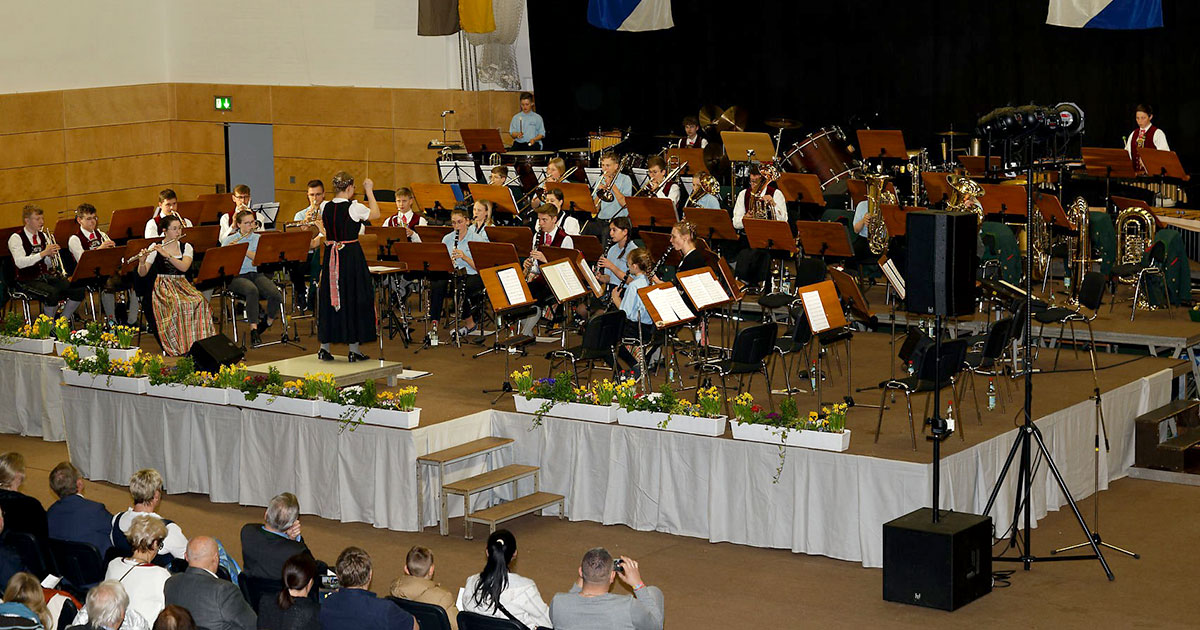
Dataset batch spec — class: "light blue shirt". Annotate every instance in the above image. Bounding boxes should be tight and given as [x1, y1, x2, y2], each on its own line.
[442, 228, 489, 275]
[620, 274, 653, 326]
[693, 192, 721, 209]
[604, 240, 633, 286]
[220, 230, 261, 274]
[595, 173, 633, 220]
[852, 200, 869, 238]
[509, 111, 545, 147]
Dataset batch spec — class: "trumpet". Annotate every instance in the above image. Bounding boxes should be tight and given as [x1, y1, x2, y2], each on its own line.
[684, 172, 720, 206]
[41, 231, 66, 276]
[284, 204, 323, 229]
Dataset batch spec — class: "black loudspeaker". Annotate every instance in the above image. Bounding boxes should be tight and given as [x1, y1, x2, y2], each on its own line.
[883, 508, 992, 611]
[905, 211, 977, 316]
[188, 334, 245, 373]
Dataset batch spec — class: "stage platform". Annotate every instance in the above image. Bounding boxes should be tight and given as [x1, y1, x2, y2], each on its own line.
[249, 355, 406, 387]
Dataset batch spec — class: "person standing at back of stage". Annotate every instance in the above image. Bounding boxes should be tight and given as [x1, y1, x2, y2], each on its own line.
[317, 171, 380, 363]
[509, 92, 545, 150]
[1124, 103, 1170, 173]
[677, 116, 707, 150]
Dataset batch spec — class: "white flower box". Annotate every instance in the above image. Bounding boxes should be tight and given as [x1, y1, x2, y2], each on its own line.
[237, 392, 318, 416]
[57, 342, 139, 361]
[616, 407, 727, 437]
[227, 389, 246, 405]
[514, 395, 617, 423]
[0, 336, 56, 354]
[317, 401, 421, 429]
[730, 421, 852, 452]
[61, 369, 147, 394]
[146, 383, 229, 405]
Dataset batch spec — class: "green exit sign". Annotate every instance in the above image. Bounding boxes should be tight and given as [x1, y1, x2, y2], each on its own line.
[214, 96, 232, 111]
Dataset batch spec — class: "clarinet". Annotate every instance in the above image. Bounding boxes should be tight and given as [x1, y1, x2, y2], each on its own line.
[648, 245, 674, 281]
[525, 227, 542, 276]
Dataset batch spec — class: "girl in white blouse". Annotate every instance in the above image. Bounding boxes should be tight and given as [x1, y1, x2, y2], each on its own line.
[461, 529, 551, 629]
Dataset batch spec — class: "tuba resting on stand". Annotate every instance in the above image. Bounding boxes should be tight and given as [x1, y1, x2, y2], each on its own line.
[864, 173, 897, 255]
[1114, 205, 1157, 285]
[1065, 196, 1096, 302]
[945, 172, 985, 225]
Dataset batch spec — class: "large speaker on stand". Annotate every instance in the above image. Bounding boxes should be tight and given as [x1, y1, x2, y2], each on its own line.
[905, 211, 977, 316]
[188, 334, 245, 373]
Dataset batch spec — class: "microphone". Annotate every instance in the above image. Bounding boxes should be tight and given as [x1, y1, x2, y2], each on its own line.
[441, 110, 455, 117]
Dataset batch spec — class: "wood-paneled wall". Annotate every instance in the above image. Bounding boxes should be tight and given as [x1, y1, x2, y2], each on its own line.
[0, 83, 520, 226]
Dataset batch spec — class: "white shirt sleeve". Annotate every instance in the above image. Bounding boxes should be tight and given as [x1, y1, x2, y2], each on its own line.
[8, 233, 41, 269]
[161, 522, 188, 559]
[68, 235, 85, 262]
[564, 216, 581, 236]
[560, 235, 574, 249]
[145, 219, 159, 239]
[772, 189, 788, 221]
[1155, 130, 1170, 151]
[732, 191, 747, 230]
[144, 250, 158, 266]
[349, 200, 371, 221]
[218, 214, 234, 241]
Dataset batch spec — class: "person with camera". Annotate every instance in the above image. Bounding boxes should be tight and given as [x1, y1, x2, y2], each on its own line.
[549, 548, 663, 630]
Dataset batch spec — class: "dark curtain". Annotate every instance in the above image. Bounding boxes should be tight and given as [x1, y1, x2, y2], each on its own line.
[527, 0, 1200, 166]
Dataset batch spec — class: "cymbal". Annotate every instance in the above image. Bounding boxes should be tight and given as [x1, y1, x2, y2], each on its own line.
[936, 130, 968, 137]
[654, 133, 682, 140]
[764, 117, 801, 130]
[717, 106, 748, 133]
[698, 105, 723, 129]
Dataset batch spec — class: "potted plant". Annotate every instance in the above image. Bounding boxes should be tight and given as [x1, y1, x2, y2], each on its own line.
[730, 394, 852, 452]
[145, 355, 230, 405]
[318, 379, 422, 431]
[0, 313, 57, 354]
[615, 384, 727, 437]
[60, 347, 151, 394]
[58, 321, 140, 360]
[237, 369, 328, 416]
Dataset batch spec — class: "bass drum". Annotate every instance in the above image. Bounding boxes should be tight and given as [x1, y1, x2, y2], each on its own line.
[557, 147, 591, 183]
[783, 126, 859, 188]
[503, 150, 553, 191]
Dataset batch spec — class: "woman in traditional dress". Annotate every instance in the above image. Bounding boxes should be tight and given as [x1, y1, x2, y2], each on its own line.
[317, 171, 380, 362]
[137, 215, 214, 356]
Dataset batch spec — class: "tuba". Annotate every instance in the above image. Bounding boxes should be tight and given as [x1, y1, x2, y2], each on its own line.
[863, 173, 897, 255]
[946, 172, 985, 225]
[749, 162, 782, 219]
[1114, 205, 1157, 284]
[1065, 196, 1095, 297]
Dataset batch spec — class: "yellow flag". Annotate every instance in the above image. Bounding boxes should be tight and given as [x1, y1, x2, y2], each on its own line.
[459, 0, 495, 33]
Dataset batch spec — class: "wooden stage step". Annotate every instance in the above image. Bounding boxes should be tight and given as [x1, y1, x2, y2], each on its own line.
[444, 464, 539, 495]
[464, 491, 564, 538]
[418, 436, 513, 465]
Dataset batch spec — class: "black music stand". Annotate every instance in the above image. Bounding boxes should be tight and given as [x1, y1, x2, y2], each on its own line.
[251, 232, 312, 351]
[627, 197, 677, 232]
[478, 261, 536, 402]
[108, 206, 156, 243]
[392, 242, 457, 353]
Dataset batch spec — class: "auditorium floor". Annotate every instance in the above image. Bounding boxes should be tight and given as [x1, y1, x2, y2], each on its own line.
[3, 433, 1197, 628]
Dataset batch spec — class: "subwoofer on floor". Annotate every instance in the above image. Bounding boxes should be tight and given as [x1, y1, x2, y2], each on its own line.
[905, 211, 977, 317]
[188, 334, 245, 373]
[883, 508, 992, 611]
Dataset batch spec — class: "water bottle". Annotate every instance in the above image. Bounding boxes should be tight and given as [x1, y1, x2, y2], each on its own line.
[429, 328, 439, 347]
[1063, 273, 1071, 292]
[810, 360, 818, 390]
[944, 401, 956, 433]
[906, 360, 915, 377]
[987, 378, 997, 411]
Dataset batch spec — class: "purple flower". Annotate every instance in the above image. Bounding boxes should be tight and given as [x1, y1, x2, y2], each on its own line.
[766, 412, 780, 420]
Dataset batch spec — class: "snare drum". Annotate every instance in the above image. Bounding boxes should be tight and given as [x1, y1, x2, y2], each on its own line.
[503, 150, 553, 190]
[558, 147, 592, 182]
[785, 126, 860, 188]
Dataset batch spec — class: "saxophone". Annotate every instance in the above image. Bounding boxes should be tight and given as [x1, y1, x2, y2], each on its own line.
[864, 173, 897, 255]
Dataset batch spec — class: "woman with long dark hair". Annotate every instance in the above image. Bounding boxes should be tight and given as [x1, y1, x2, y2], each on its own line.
[256, 554, 319, 630]
[461, 529, 550, 629]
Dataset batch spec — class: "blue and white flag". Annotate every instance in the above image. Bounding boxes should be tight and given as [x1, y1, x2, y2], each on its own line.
[1047, 0, 1163, 29]
[588, 0, 674, 32]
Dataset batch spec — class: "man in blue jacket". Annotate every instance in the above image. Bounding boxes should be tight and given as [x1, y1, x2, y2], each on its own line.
[46, 461, 113, 556]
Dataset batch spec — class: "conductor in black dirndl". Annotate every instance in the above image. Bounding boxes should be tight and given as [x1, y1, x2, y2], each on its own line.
[317, 171, 381, 362]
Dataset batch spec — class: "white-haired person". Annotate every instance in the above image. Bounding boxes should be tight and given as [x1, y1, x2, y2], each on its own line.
[106, 516, 171, 624]
[68, 580, 141, 630]
[239, 492, 315, 580]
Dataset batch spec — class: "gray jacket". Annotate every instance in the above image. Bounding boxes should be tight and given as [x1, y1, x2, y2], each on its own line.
[164, 567, 256, 630]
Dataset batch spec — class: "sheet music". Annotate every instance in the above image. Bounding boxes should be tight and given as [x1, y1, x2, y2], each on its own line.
[437, 162, 458, 184]
[543, 260, 584, 301]
[679, 274, 717, 309]
[681, 176, 694, 195]
[576, 258, 603, 296]
[646, 288, 679, 325]
[631, 167, 649, 187]
[454, 160, 479, 183]
[497, 267, 525, 305]
[880, 259, 906, 300]
[584, 167, 604, 186]
[801, 290, 831, 332]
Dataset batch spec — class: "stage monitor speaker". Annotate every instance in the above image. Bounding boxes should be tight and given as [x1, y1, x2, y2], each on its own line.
[188, 334, 244, 373]
[883, 508, 992, 611]
[905, 211, 977, 316]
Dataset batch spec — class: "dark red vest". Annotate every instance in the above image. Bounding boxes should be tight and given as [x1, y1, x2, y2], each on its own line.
[544, 228, 568, 247]
[1130, 125, 1158, 171]
[14, 230, 50, 282]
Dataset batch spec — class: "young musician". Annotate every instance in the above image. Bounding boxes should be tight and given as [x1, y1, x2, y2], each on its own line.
[487, 165, 521, 224]
[1124, 104, 1170, 172]
[288, 179, 327, 311]
[664, 220, 705, 281]
[429, 207, 487, 341]
[469, 200, 494, 239]
[596, 217, 636, 287]
[67, 203, 118, 321]
[645, 156, 681, 213]
[381, 187, 425, 242]
[544, 189, 581, 236]
[8, 205, 83, 320]
[221, 209, 284, 346]
[137, 215, 214, 356]
[145, 189, 194, 238]
[732, 164, 787, 229]
[586, 153, 633, 239]
[689, 180, 722, 210]
[677, 116, 708, 149]
[509, 92, 545, 150]
[611, 247, 656, 375]
[317, 172, 380, 362]
[520, 206, 575, 335]
[219, 184, 253, 241]
[530, 157, 569, 210]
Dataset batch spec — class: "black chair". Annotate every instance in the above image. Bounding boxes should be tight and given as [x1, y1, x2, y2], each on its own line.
[545, 310, 625, 384]
[700, 322, 778, 417]
[960, 316, 1015, 414]
[389, 596, 453, 630]
[1109, 240, 1171, 321]
[875, 338, 969, 450]
[237, 572, 285, 613]
[773, 307, 815, 397]
[758, 256, 826, 322]
[57, 597, 78, 630]
[3, 530, 55, 579]
[48, 539, 105, 589]
[1035, 271, 1106, 370]
[457, 611, 526, 630]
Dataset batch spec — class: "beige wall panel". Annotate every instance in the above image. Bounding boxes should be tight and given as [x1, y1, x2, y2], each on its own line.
[0, 165, 68, 205]
[173, 84, 273, 124]
[64, 122, 171, 162]
[0, 92, 65, 135]
[0, 131, 66, 170]
[393, 89, 460, 130]
[273, 125, 395, 162]
[486, 91, 522, 131]
[276, 191, 308, 216]
[172, 153, 226, 188]
[63, 84, 172, 128]
[67, 155, 172, 194]
[69, 187, 165, 224]
[170, 121, 225, 154]
[271, 86, 392, 128]
[395, 162, 437, 186]
[275, 158, 369, 194]
[394, 129, 442, 164]
[0, 195, 77, 226]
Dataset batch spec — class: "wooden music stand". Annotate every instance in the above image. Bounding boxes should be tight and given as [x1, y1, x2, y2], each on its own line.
[640, 231, 681, 270]
[410, 183, 461, 219]
[638, 281, 696, 329]
[53, 218, 76, 250]
[365, 226, 411, 253]
[175, 200, 206, 227]
[743, 218, 798, 256]
[551, 182, 598, 220]
[252, 231, 312, 269]
[856, 130, 907, 160]
[697, 248, 744, 301]
[197, 194, 234, 226]
[797, 278, 851, 407]
[1033, 193, 1076, 233]
[108, 206, 155, 243]
[460, 129, 507, 155]
[468, 184, 519, 221]
[572, 234, 603, 264]
[468, 241, 521, 271]
[536, 246, 603, 298]
[881, 205, 907, 237]
[979, 184, 1029, 221]
[539, 259, 588, 304]
[846, 179, 898, 208]
[794, 220, 853, 259]
[627, 197, 677, 231]
[720, 131, 777, 163]
[480, 262, 534, 311]
[181, 225, 221, 255]
[666, 147, 707, 174]
[1139, 148, 1189, 180]
[1111, 196, 1164, 228]
[413, 225, 454, 244]
[118, 238, 159, 275]
[921, 172, 953, 205]
[193, 242, 249, 291]
[391, 242, 456, 274]
[69, 248, 125, 285]
[958, 155, 1002, 177]
[683, 208, 738, 243]
[1082, 147, 1137, 179]
[777, 173, 825, 206]
[827, 266, 874, 322]
[676, 266, 732, 311]
[482, 226, 531, 258]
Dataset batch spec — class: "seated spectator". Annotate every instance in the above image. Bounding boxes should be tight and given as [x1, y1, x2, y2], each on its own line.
[256, 554, 319, 630]
[461, 530, 550, 629]
[240, 493, 313, 580]
[163, 537, 255, 630]
[46, 461, 113, 556]
[113, 470, 187, 563]
[67, 580, 132, 630]
[319, 547, 414, 630]
[0, 511, 27, 589]
[0, 453, 48, 543]
[390, 546, 458, 630]
[0, 572, 52, 629]
[151, 606, 194, 630]
[43, 585, 82, 630]
[106, 516, 170, 623]
[550, 549, 663, 630]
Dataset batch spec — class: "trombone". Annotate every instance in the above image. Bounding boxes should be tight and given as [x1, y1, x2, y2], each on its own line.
[517, 165, 579, 208]
[684, 172, 720, 206]
[635, 163, 686, 197]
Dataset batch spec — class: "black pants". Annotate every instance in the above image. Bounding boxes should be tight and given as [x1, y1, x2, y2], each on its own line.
[21, 275, 83, 304]
[582, 218, 610, 241]
[428, 272, 483, 322]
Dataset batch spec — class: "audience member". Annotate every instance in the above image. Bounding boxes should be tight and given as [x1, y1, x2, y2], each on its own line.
[0, 511, 26, 589]
[46, 461, 114, 556]
[67, 580, 130, 630]
[0, 572, 52, 629]
[239, 493, 313, 580]
[390, 546, 458, 630]
[550, 549, 663, 630]
[319, 547, 415, 630]
[113, 470, 187, 562]
[0, 453, 48, 543]
[151, 607, 194, 630]
[256, 554, 319, 630]
[461, 529, 550, 629]
[106, 516, 170, 623]
[163, 537, 255, 630]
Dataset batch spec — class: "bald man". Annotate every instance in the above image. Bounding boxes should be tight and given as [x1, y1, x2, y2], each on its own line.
[164, 536, 256, 630]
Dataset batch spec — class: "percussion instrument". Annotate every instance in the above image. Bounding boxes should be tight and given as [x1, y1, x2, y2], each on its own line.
[782, 126, 859, 188]
[557, 147, 592, 182]
[764, 117, 802, 130]
[588, 130, 623, 154]
[503, 150, 553, 190]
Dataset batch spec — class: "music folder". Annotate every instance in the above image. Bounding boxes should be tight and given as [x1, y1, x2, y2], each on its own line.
[675, 266, 732, 311]
[540, 259, 587, 303]
[638, 282, 696, 328]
